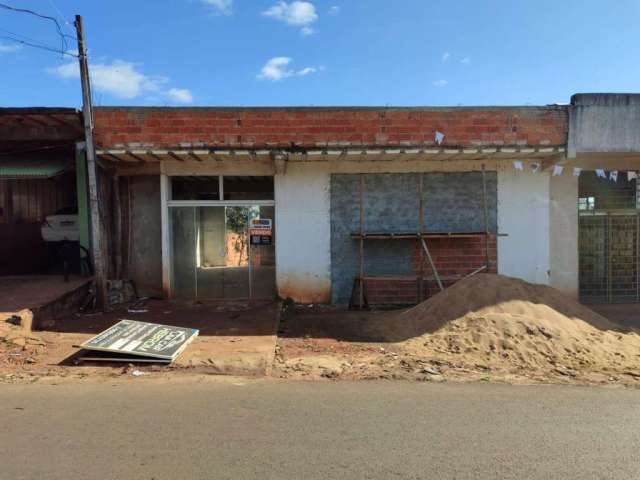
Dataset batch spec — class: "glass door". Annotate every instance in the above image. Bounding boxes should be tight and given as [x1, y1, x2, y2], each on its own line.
[196, 206, 250, 299]
[170, 205, 275, 300]
[248, 205, 276, 299]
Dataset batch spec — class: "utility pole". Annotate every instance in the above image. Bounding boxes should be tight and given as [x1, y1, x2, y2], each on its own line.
[75, 14, 106, 308]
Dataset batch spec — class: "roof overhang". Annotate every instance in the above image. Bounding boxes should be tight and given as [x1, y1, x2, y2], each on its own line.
[97, 145, 566, 164]
[0, 108, 83, 147]
[0, 156, 73, 179]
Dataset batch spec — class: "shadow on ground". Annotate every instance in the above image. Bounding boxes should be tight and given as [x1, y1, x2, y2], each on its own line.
[279, 274, 640, 344]
[45, 298, 277, 336]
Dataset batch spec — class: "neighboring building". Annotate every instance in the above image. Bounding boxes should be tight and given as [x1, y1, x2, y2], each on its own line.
[569, 94, 640, 303]
[0, 108, 88, 275]
[92, 105, 577, 305]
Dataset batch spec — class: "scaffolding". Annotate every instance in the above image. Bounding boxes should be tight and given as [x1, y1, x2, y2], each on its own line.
[350, 166, 502, 309]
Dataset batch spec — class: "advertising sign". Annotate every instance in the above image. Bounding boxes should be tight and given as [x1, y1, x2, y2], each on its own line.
[249, 218, 273, 245]
[80, 320, 199, 362]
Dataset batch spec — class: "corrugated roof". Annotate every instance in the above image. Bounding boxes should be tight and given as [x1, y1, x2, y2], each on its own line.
[0, 157, 72, 179]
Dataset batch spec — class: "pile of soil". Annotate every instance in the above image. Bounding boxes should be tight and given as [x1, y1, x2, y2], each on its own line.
[393, 274, 640, 376]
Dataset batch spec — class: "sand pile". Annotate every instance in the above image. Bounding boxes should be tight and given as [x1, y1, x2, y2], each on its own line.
[391, 274, 640, 375]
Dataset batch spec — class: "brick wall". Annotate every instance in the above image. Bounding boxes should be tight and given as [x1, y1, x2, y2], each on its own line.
[362, 236, 497, 305]
[94, 106, 567, 149]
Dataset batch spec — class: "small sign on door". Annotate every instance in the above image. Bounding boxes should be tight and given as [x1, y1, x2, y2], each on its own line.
[249, 218, 272, 245]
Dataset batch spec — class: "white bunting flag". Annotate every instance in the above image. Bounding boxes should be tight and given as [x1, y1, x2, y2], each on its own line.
[552, 165, 564, 176]
[573, 167, 582, 177]
[531, 162, 541, 174]
[434, 131, 445, 145]
[596, 169, 606, 178]
[610, 170, 618, 182]
[513, 160, 524, 171]
[628, 171, 637, 181]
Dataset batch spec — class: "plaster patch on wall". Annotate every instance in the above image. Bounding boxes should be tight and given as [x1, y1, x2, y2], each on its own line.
[275, 164, 331, 303]
[497, 170, 550, 284]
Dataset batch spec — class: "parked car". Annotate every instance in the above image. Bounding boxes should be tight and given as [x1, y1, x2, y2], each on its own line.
[41, 206, 79, 242]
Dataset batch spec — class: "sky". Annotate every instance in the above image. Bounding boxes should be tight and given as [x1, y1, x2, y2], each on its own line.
[0, 0, 639, 107]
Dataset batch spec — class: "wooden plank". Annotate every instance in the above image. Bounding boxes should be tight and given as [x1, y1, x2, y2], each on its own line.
[359, 174, 364, 309]
[350, 232, 503, 239]
[464, 265, 487, 279]
[481, 164, 490, 269]
[420, 237, 444, 291]
[418, 172, 424, 302]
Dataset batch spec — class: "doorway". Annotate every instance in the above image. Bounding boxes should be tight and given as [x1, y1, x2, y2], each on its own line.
[168, 176, 276, 300]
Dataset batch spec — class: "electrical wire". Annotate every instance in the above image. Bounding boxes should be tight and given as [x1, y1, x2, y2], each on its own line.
[0, 25, 45, 44]
[47, 0, 74, 36]
[0, 34, 76, 57]
[0, 2, 70, 54]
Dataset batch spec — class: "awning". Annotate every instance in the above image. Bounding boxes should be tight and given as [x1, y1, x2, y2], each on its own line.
[96, 145, 566, 163]
[0, 157, 72, 179]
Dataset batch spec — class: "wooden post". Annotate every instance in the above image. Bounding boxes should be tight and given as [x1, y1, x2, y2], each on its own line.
[112, 174, 122, 279]
[481, 164, 490, 270]
[421, 237, 444, 292]
[607, 214, 612, 303]
[75, 15, 106, 308]
[4, 180, 12, 225]
[417, 173, 424, 301]
[359, 174, 365, 309]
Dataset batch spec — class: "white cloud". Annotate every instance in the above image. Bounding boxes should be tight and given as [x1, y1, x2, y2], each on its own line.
[167, 88, 194, 104]
[297, 66, 316, 76]
[328, 5, 340, 15]
[0, 42, 22, 54]
[432, 79, 448, 87]
[48, 59, 192, 103]
[442, 52, 450, 62]
[300, 26, 315, 36]
[258, 57, 293, 81]
[257, 57, 320, 81]
[460, 56, 471, 65]
[263, 1, 318, 35]
[201, 0, 233, 15]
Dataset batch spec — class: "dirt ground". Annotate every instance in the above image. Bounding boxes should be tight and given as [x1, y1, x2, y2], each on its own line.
[0, 298, 279, 383]
[273, 303, 640, 386]
[4, 280, 640, 387]
[0, 275, 89, 314]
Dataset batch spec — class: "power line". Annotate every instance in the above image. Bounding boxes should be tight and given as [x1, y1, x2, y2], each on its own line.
[0, 2, 70, 53]
[47, 0, 74, 35]
[0, 34, 77, 57]
[0, 25, 55, 45]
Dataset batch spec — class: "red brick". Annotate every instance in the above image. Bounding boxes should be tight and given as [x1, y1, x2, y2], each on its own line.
[93, 107, 567, 149]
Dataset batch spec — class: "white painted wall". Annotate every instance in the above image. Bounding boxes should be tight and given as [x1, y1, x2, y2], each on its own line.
[497, 170, 551, 284]
[549, 174, 579, 297]
[275, 164, 332, 303]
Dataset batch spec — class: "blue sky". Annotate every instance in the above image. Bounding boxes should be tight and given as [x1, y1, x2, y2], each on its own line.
[1, 0, 639, 107]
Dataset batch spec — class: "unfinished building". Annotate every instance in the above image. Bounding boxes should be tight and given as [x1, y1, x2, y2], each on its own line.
[89, 104, 582, 306]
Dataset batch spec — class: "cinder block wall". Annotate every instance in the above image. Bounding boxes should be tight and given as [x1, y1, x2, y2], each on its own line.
[127, 176, 163, 296]
[330, 172, 498, 305]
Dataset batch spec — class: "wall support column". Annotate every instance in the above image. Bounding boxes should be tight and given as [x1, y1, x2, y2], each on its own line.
[160, 174, 171, 298]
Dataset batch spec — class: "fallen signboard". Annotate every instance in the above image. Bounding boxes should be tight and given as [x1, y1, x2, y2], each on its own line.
[79, 319, 199, 363]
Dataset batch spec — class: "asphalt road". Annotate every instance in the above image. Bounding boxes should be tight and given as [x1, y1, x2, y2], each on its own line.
[2, 379, 640, 479]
